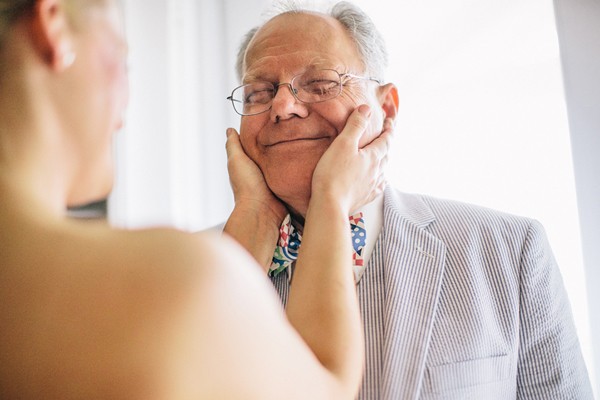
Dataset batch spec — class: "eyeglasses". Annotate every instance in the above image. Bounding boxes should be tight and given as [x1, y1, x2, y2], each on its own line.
[226, 69, 382, 116]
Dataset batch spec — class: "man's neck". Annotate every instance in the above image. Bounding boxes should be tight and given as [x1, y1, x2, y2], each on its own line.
[286, 205, 306, 233]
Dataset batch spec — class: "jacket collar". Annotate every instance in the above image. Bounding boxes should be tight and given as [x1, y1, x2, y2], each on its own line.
[378, 187, 446, 399]
[383, 186, 436, 230]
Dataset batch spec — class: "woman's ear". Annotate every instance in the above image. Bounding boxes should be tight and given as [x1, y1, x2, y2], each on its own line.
[31, 0, 75, 71]
[377, 83, 399, 121]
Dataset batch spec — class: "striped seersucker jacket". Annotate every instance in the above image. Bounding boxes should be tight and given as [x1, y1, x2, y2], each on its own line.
[270, 187, 593, 399]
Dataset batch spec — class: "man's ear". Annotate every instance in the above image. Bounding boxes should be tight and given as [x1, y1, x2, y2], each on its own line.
[31, 0, 75, 71]
[377, 83, 399, 121]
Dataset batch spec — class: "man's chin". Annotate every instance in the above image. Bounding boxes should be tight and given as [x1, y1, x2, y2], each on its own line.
[265, 172, 314, 217]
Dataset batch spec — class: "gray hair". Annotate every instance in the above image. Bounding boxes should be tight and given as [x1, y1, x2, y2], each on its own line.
[235, 1, 388, 83]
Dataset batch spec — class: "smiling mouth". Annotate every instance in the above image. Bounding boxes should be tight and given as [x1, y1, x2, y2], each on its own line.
[267, 137, 330, 147]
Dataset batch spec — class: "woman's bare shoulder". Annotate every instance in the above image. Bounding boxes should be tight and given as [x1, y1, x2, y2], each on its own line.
[0, 220, 275, 398]
[66, 223, 245, 275]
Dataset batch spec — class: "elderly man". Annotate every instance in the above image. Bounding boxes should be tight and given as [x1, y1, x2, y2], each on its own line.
[223, 1, 593, 399]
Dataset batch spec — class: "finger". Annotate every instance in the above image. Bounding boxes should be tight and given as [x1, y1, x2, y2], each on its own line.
[362, 118, 394, 161]
[377, 118, 394, 144]
[364, 177, 386, 205]
[376, 177, 387, 193]
[380, 153, 389, 168]
[337, 104, 372, 145]
[383, 117, 394, 134]
[225, 128, 243, 160]
[359, 117, 394, 147]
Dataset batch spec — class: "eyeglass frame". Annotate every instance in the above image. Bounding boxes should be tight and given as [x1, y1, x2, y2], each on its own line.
[226, 68, 383, 116]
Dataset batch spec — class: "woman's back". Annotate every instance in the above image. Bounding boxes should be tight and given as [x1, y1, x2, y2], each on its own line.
[0, 198, 217, 398]
[0, 197, 350, 399]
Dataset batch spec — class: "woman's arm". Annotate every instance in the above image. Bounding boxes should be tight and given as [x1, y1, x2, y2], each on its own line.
[222, 128, 287, 271]
[287, 106, 393, 394]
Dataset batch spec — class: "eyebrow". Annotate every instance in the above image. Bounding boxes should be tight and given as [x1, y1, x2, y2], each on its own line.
[242, 72, 270, 83]
[243, 62, 348, 83]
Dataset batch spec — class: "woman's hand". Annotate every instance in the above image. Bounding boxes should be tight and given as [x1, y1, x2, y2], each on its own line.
[225, 128, 288, 225]
[223, 128, 287, 271]
[311, 105, 394, 215]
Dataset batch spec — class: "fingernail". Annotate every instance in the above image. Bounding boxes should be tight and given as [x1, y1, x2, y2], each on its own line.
[358, 104, 371, 117]
[226, 128, 234, 137]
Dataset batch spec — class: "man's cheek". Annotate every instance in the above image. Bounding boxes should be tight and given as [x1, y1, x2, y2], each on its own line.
[238, 132, 261, 165]
[238, 130, 251, 153]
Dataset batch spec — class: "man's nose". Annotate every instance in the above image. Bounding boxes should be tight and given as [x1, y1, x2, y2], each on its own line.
[270, 83, 308, 122]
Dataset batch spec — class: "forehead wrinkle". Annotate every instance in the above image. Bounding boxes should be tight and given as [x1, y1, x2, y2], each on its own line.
[243, 52, 349, 83]
[243, 61, 295, 83]
[307, 57, 345, 71]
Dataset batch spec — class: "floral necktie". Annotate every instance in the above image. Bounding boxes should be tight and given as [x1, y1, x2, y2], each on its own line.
[269, 212, 366, 281]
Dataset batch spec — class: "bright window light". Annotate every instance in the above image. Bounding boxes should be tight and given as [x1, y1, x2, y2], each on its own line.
[353, 0, 594, 382]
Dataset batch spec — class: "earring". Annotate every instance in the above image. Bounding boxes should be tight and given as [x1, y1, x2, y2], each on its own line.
[62, 51, 76, 69]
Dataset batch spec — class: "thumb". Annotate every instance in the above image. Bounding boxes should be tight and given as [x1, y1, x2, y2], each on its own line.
[225, 128, 242, 160]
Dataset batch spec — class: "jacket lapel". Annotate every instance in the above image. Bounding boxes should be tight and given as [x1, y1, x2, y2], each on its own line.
[380, 188, 446, 399]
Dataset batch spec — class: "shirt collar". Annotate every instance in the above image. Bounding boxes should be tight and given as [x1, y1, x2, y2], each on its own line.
[284, 193, 385, 284]
[352, 193, 384, 282]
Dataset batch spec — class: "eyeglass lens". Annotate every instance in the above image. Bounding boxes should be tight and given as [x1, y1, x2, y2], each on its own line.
[230, 69, 343, 116]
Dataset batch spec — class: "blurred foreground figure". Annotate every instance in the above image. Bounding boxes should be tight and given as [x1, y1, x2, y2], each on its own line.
[0, 0, 395, 398]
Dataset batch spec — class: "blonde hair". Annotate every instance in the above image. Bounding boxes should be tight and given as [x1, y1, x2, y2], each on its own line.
[0, 0, 106, 46]
[0, 1, 34, 43]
